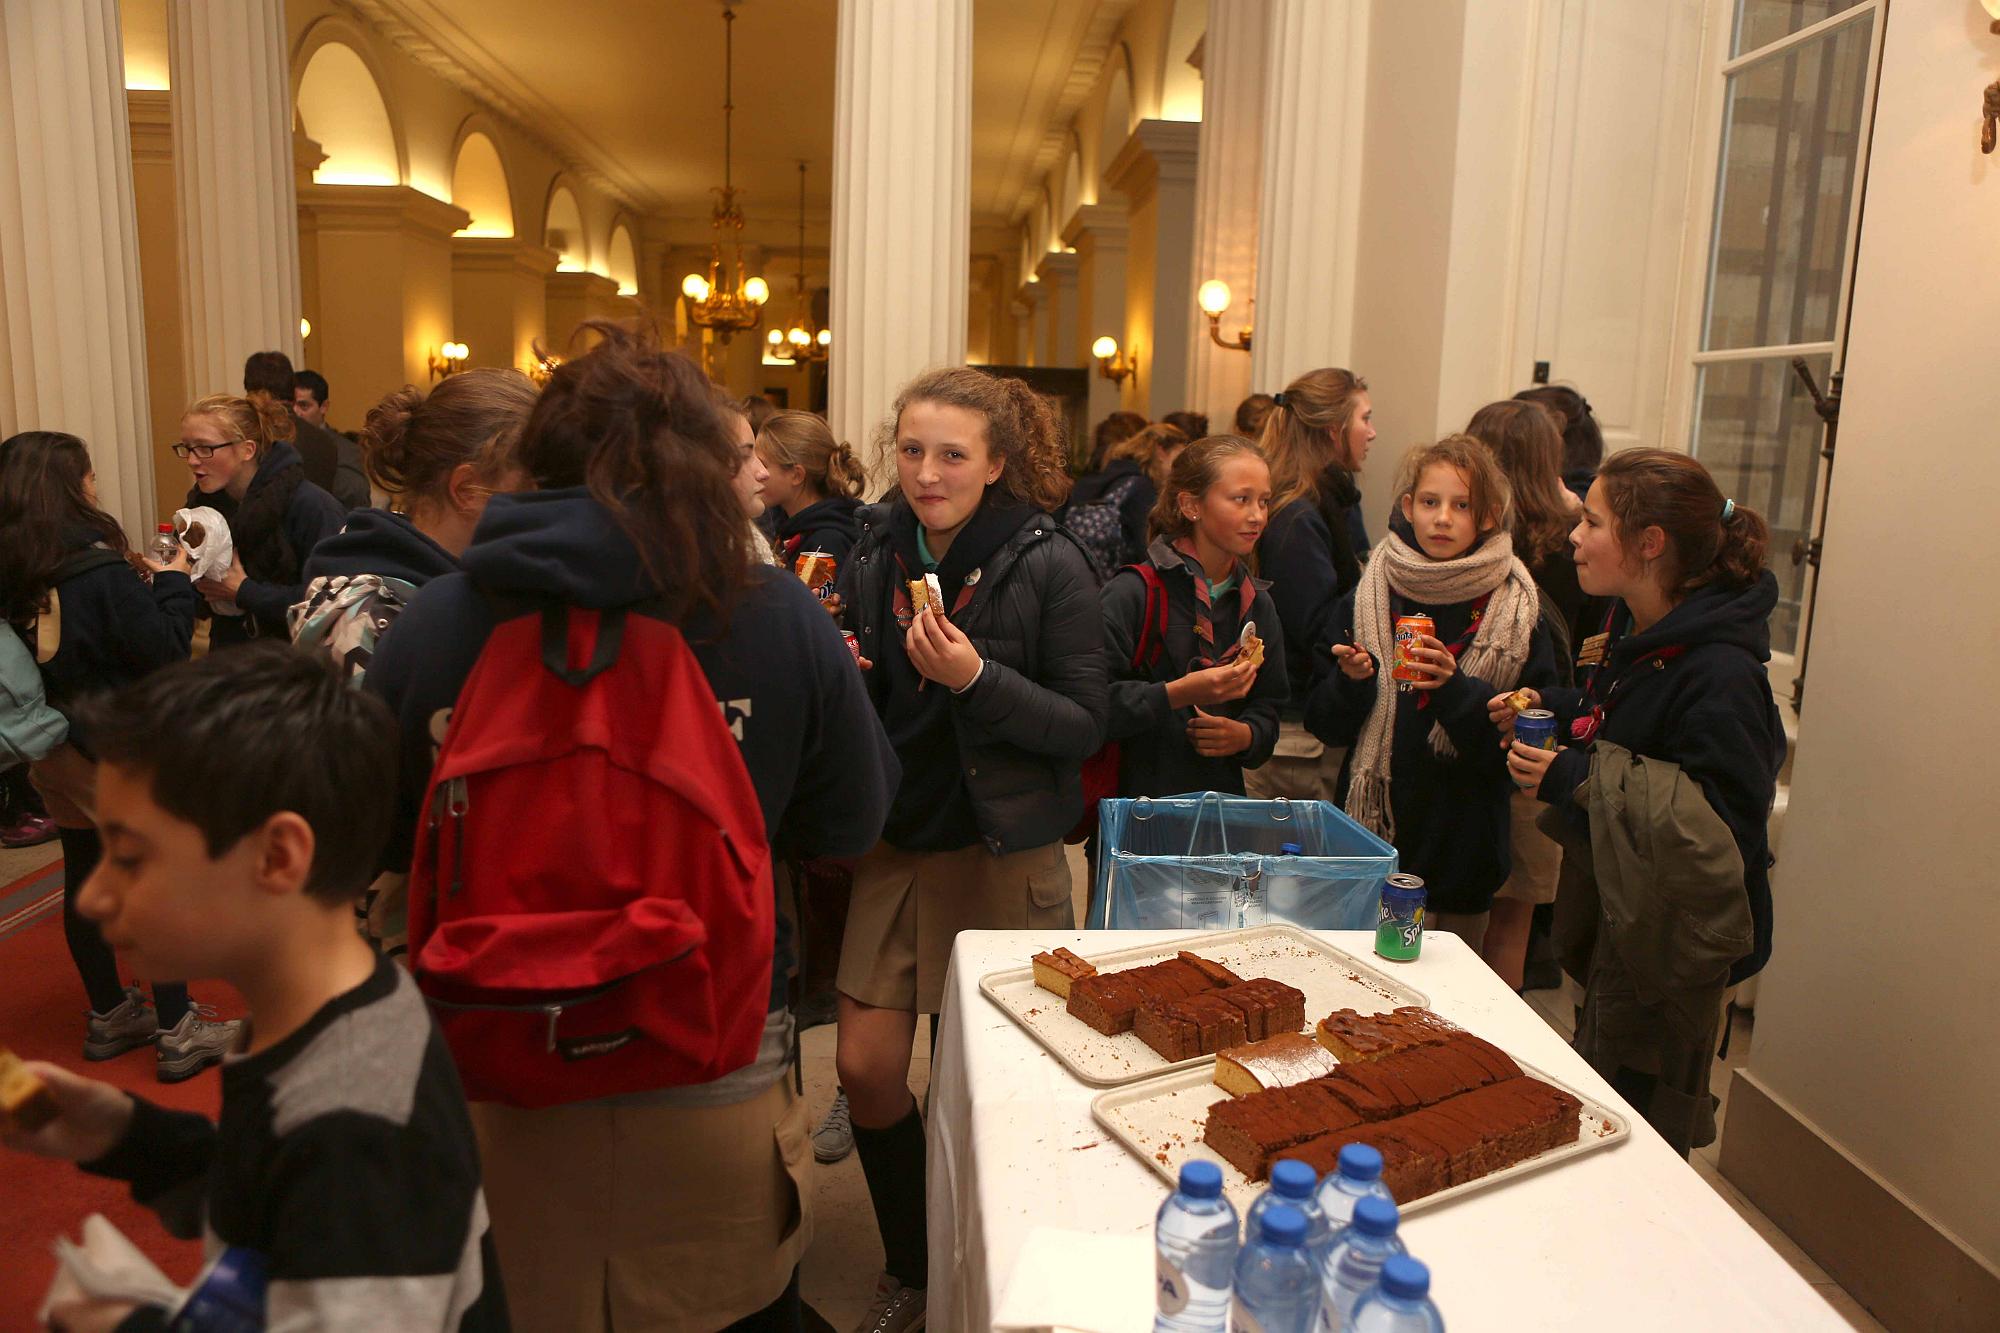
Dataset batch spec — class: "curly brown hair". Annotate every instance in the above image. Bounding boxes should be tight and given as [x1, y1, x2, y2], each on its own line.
[878, 367, 1073, 513]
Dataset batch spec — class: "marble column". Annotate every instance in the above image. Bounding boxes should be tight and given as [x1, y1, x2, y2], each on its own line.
[1064, 204, 1130, 419]
[829, 0, 971, 480]
[168, 0, 303, 400]
[1252, 0, 1370, 390]
[1106, 120, 1200, 417]
[1033, 250, 1080, 368]
[0, 0, 155, 536]
[1188, 0, 1270, 428]
[453, 237, 559, 376]
[1014, 280, 1042, 367]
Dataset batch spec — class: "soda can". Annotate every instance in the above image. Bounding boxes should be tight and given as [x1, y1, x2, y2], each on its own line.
[797, 551, 838, 603]
[1513, 708, 1559, 751]
[1374, 873, 1427, 963]
[841, 630, 862, 665]
[1392, 614, 1435, 683]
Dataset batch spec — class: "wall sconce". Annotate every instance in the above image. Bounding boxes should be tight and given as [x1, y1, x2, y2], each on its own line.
[429, 341, 468, 380]
[1983, 0, 2000, 154]
[1092, 335, 1136, 384]
[299, 317, 312, 341]
[1198, 280, 1253, 352]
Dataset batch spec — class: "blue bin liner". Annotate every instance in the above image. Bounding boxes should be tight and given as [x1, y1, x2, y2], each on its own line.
[1092, 791, 1397, 931]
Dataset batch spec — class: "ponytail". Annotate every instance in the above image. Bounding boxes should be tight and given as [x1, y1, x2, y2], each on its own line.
[756, 410, 866, 500]
[185, 391, 293, 463]
[1595, 448, 1768, 595]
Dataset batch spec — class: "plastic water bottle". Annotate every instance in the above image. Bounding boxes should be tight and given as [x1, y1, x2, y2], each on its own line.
[1231, 1202, 1318, 1333]
[1266, 842, 1305, 922]
[1348, 1255, 1445, 1332]
[1312, 1142, 1395, 1237]
[1247, 1159, 1329, 1261]
[148, 522, 180, 565]
[1317, 1196, 1407, 1331]
[1155, 1159, 1239, 1332]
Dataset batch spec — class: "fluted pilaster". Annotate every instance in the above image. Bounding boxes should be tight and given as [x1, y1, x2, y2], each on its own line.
[1189, 0, 1269, 427]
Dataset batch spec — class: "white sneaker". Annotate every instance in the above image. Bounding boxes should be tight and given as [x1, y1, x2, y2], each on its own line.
[84, 986, 158, 1060]
[854, 1272, 925, 1332]
[156, 1005, 241, 1083]
[813, 1089, 854, 1163]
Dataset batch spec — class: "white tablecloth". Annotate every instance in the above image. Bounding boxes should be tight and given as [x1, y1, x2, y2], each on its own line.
[926, 928, 1846, 1333]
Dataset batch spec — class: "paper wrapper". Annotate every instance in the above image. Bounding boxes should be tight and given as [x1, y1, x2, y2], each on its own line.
[173, 506, 242, 616]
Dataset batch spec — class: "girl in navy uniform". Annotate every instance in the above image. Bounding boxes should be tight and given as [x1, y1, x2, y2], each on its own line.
[756, 410, 867, 574]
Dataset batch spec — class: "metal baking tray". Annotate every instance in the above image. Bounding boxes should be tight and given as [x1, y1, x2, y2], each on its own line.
[976, 923, 1430, 1088]
[1089, 1052, 1629, 1217]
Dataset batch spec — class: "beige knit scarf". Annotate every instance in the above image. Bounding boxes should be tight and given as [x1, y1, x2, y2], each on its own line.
[1344, 528, 1540, 840]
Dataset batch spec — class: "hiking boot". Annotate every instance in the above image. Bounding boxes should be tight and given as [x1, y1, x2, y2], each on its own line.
[83, 986, 158, 1060]
[812, 1089, 854, 1164]
[854, 1273, 925, 1332]
[156, 1005, 241, 1083]
[1, 812, 58, 848]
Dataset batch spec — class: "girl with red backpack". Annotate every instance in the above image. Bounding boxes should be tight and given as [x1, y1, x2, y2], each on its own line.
[367, 324, 897, 1330]
[833, 367, 1107, 1330]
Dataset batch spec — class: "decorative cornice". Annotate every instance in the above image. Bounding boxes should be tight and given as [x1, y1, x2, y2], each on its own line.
[1105, 119, 1201, 202]
[1061, 201, 1128, 249]
[451, 235, 561, 278]
[1006, 0, 1135, 224]
[338, 0, 657, 214]
[297, 183, 471, 239]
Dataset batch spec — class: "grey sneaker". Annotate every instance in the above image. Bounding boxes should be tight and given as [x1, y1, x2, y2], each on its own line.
[812, 1089, 854, 1164]
[84, 986, 158, 1060]
[854, 1273, 925, 1332]
[156, 1005, 242, 1083]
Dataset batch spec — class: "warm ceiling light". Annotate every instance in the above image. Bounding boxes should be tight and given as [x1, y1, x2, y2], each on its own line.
[683, 273, 712, 301]
[1198, 280, 1253, 353]
[816, 328, 832, 347]
[299, 317, 312, 340]
[789, 327, 811, 348]
[1091, 335, 1119, 360]
[429, 341, 469, 381]
[1198, 280, 1232, 316]
[744, 276, 770, 305]
[767, 328, 785, 346]
[1093, 335, 1135, 385]
[1983, 0, 2000, 20]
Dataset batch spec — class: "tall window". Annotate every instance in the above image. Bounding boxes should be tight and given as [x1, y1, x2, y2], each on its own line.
[1689, 0, 1880, 654]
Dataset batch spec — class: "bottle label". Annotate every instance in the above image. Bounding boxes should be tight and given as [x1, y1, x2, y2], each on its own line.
[1155, 1254, 1191, 1316]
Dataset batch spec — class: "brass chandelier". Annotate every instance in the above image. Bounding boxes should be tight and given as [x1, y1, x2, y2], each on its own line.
[766, 162, 830, 364]
[681, 2, 768, 342]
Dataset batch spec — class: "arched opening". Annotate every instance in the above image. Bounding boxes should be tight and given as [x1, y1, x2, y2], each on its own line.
[607, 224, 638, 297]
[450, 132, 513, 237]
[295, 43, 398, 187]
[1097, 52, 1134, 191]
[1160, 0, 1207, 121]
[1060, 146, 1083, 225]
[544, 184, 585, 272]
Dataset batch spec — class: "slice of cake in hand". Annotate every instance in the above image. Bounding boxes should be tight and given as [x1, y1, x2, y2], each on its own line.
[0, 1046, 58, 1132]
[1031, 946, 1097, 998]
[1214, 1032, 1343, 1098]
[1316, 1005, 1462, 1062]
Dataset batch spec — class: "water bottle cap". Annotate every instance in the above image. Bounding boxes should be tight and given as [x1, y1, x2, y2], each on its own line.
[157, 523, 174, 532]
[1279, 842, 1303, 855]
[1178, 1159, 1223, 1199]
[1380, 1254, 1430, 1299]
[1258, 1203, 1307, 1247]
[1270, 1158, 1316, 1198]
[1338, 1142, 1384, 1182]
[1353, 1195, 1400, 1236]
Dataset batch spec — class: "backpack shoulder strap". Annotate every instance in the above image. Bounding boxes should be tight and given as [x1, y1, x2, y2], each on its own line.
[1127, 562, 1168, 670]
[52, 548, 127, 583]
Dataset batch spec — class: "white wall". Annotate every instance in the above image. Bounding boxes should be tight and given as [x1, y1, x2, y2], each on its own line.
[1735, 1, 2000, 1269]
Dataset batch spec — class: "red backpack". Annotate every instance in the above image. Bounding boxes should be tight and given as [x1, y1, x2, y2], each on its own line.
[1067, 564, 1168, 844]
[406, 604, 774, 1108]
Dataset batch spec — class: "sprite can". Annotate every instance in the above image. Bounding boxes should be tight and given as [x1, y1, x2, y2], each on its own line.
[1374, 873, 1427, 963]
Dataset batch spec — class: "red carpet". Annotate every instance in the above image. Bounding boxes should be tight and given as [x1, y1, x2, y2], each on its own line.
[1, 907, 244, 1328]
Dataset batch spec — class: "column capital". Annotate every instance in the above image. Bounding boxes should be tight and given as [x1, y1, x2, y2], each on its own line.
[545, 270, 623, 302]
[293, 129, 327, 191]
[128, 90, 172, 163]
[1061, 202, 1129, 251]
[1034, 249, 1081, 289]
[452, 235, 561, 280]
[1015, 279, 1043, 309]
[1105, 119, 1202, 203]
[297, 184, 472, 241]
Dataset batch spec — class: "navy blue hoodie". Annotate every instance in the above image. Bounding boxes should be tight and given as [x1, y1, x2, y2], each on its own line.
[187, 440, 345, 645]
[774, 495, 864, 571]
[1536, 572, 1786, 982]
[365, 489, 900, 1010]
[301, 508, 458, 588]
[1257, 498, 1355, 711]
[35, 533, 196, 753]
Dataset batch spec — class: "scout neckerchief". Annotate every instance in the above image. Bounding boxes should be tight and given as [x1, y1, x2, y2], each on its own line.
[1403, 591, 1493, 712]
[780, 532, 806, 566]
[1170, 538, 1258, 667]
[1569, 602, 1688, 744]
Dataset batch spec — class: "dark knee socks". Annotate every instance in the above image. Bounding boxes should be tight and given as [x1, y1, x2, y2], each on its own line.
[852, 1099, 928, 1290]
[58, 827, 124, 1013]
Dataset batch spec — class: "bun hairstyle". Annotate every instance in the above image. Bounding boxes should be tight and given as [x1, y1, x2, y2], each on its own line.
[1106, 421, 1189, 489]
[514, 320, 749, 623]
[882, 367, 1073, 513]
[1394, 434, 1513, 539]
[1259, 367, 1369, 514]
[1512, 385, 1603, 477]
[1149, 434, 1266, 543]
[1234, 393, 1277, 438]
[362, 367, 538, 507]
[184, 391, 295, 461]
[1464, 400, 1572, 568]
[756, 410, 865, 500]
[1594, 448, 1769, 595]
[1161, 410, 1208, 441]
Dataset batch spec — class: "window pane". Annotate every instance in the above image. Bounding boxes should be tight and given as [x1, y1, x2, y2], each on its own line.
[1690, 354, 1831, 653]
[1703, 14, 1872, 351]
[1732, 0, 1866, 58]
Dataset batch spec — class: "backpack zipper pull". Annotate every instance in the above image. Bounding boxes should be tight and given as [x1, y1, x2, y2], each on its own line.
[445, 777, 468, 897]
[544, 1003, 563, 1052]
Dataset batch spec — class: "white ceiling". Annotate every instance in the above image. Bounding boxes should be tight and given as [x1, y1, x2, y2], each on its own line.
[371, 0, 1121, 243]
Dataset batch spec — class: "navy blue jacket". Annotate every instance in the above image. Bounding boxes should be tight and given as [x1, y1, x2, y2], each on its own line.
[187, 441, 345, 645]
[1305, 587, 1560, 914]
[1536, 573, 1786, 982]
[1061, 460, 1157, 569]
[1101, 540, 1288, 798]
[365, 489, 900, 1010]
[774, 495, 863, 571]
[301, 508, 458, 589]
[1257, 499, 1355, 711]
[35, 536, 196, 753]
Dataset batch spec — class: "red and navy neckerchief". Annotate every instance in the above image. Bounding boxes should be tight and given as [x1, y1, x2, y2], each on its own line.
[1407, 592, 1492, 710]
[780, 532, 807, 566]
[1171, 539, 1259, 668]
[1570, 606, 1688, 743]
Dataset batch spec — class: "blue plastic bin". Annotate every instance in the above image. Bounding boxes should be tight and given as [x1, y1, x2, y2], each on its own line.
[1092, 791, 1398, 931]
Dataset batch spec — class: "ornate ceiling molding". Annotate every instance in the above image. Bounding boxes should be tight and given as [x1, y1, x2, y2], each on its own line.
[339, 0, 661, 213]
[1005, 0, 1134, 225]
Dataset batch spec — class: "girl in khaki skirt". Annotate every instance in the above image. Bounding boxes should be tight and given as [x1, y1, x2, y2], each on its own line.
[833, 369, 1108, 1331]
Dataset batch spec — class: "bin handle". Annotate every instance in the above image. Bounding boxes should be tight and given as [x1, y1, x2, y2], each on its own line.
[1184, 790, 1231, 858]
